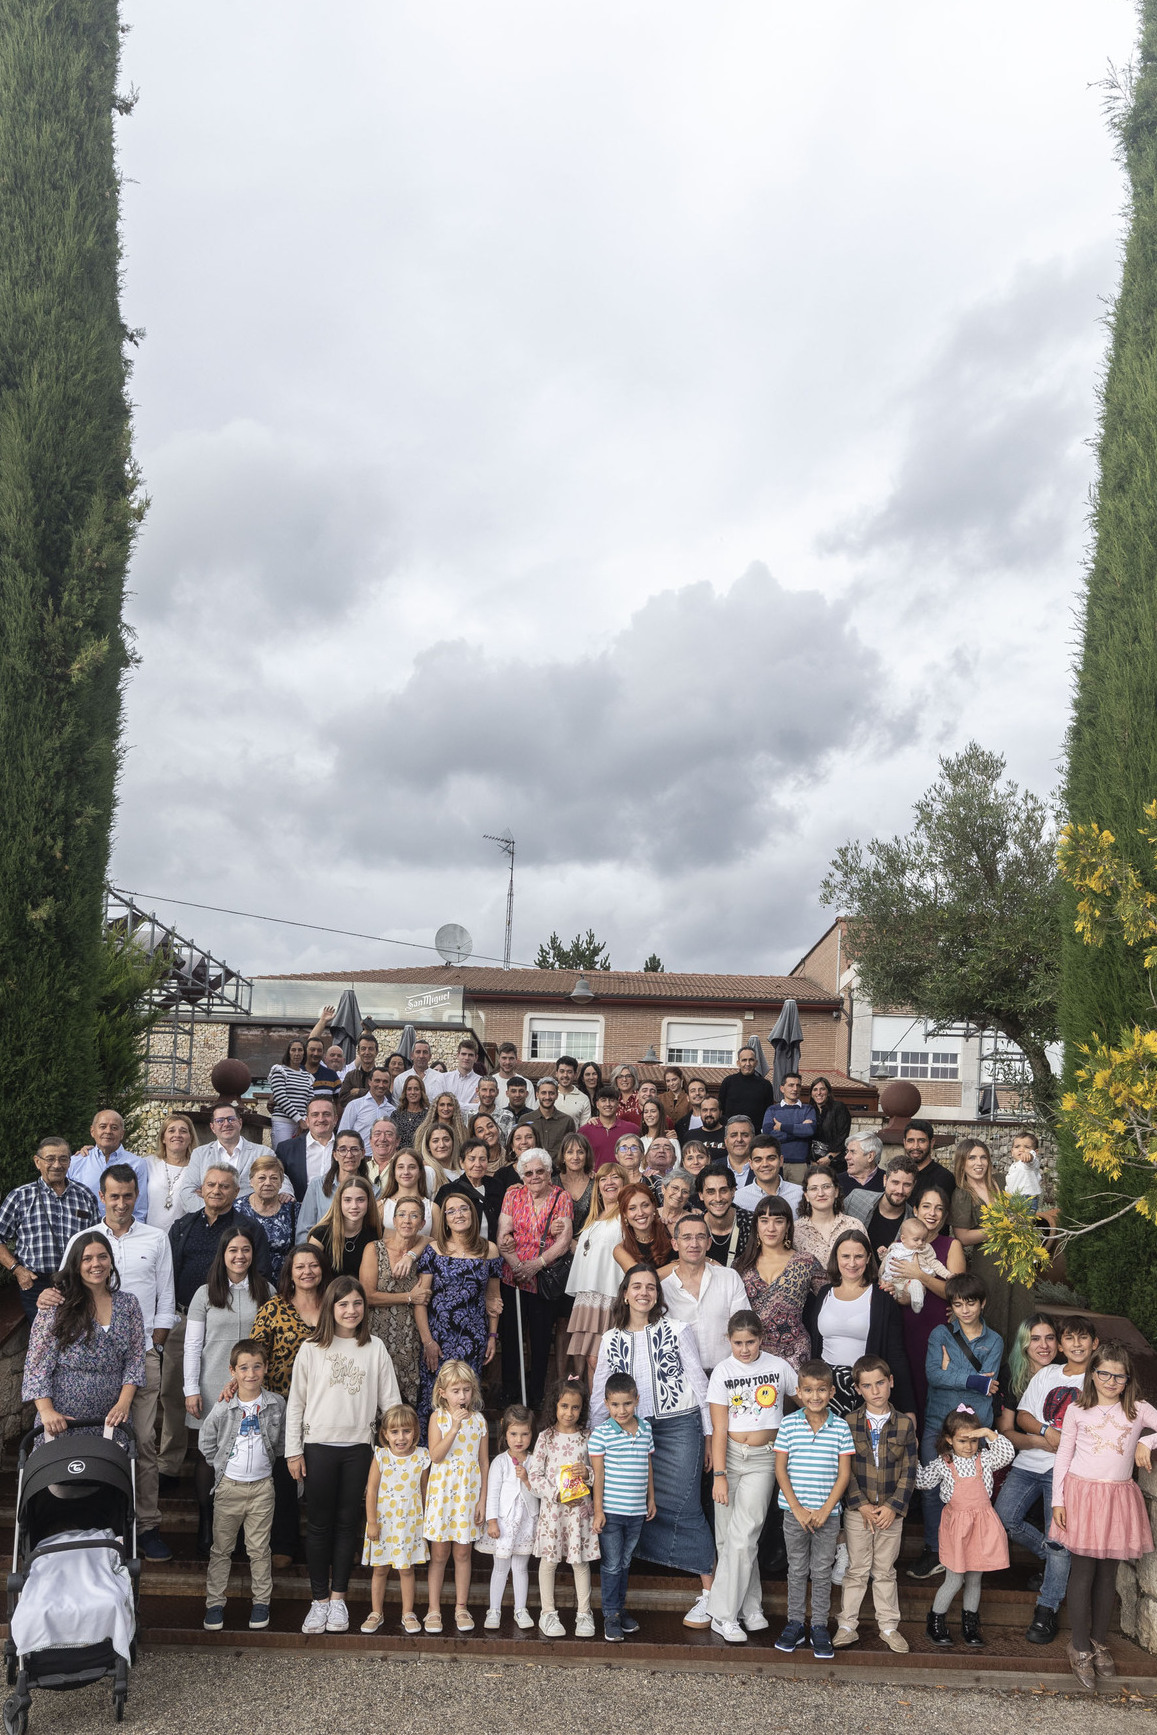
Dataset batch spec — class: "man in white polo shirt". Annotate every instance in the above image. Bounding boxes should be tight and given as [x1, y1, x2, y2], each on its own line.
[48, 1164, 176, 1561]
[660, 1214, 747, 1374]
[338, 1066, 395, 1140]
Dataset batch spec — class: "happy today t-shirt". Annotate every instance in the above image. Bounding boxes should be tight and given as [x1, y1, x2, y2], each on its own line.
[707, 1351, 798, 1434]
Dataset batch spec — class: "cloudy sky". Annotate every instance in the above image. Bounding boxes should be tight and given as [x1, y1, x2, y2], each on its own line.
[110, 1, 1137, 981]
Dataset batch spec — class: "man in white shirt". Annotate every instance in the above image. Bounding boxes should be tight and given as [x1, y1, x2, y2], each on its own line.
[435, 1040, 482, 1115]
[338, 1067, 395, 1139]
[554, 1056, 591, 1129]
[395, 1039, 436, 1100]
[660, 1213, 747, 1373]
[722, 1118, 756, 1189]
[491, 1043, 530, 1112]
[54, 1165, 176, 1559]
[178, 1102, 273, 1212]
[735, 1136, 804, 1217]
[70, 1109, 149, 1221]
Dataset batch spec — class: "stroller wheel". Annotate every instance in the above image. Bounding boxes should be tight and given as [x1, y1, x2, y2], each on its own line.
[2, 1696, 28, 1735]
[114, 1689, 126, 1723]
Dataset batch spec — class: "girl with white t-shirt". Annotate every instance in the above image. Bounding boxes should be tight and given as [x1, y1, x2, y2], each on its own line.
[705, 1310, 797, 1643]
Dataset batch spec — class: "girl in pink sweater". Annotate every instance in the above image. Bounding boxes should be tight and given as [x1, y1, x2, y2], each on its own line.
[1051, 1341, 1157, 1691]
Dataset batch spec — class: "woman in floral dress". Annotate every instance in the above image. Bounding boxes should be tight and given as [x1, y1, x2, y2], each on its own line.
[24, 1231, 145, 1448]
[733, 1195, 824, 1370]
[413, 1193, 501, 1433]
[360, 1196, 428, 1406]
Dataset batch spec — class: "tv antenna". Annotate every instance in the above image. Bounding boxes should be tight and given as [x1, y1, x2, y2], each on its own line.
[484, 832, 516, 970]
[434, 923, 473, 966]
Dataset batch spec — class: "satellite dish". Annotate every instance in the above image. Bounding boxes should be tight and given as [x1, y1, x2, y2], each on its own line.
[435, 923, 473, 966]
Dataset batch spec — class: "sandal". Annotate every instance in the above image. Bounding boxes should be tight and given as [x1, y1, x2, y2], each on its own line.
[360, 1611, 384, 1634]
[423, 1611, 443, 1634]
[455, 1606, 475, 1632]
[401, 1613, 421, 1634]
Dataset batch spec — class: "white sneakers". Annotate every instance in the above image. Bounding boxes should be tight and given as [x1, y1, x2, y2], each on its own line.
[513, 1608, 535, 1630]
[831, 1543, 849, 1586]
[711, 1617, 747, 1644]
[574, 1611, 595, 1638]
[538, 1610, 566, 1638]
[326, 1599, 349, 1632]
[742, 1609, 769, 1632]
[683, 1592, 711, 1629]
[301, 1600, 329, 1635]
[485, 1608, 502, 1630]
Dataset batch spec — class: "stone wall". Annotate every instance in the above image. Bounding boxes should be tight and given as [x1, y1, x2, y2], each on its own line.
[1118, 1462, 1157, 1650]
[0, 1314, 32, 1449]
[850, 1116, 1058, 1205]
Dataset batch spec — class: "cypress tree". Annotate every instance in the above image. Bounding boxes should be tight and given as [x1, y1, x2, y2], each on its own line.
[1060, 11, 1157, 1333]
[0, 2, 141, 1190]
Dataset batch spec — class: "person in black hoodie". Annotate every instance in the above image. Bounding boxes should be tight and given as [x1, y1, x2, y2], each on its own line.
[717, 1048, 776, 1128]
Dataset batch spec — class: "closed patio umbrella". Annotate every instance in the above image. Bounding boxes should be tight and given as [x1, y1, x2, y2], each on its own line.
[397, 1023, 417, 1061]
[747, 1034, 770, 1078]
[330, 989, 364, 1064]
[768, 998, 803, 1094]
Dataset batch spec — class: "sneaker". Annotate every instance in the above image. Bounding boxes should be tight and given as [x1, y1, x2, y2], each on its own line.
[810, 1624, 835, 1660]
[880, 1628, 909, 1654]
[203, 1605, 225, 1631]
[302, 1599, 329, 1635]
[248, 1603, 270, 1630]
[711, 1617, 747, 1644]
[484, 1608, 502, 1630]
[513, 1607, 535, 1630]
[741, 1610, 769, 1633]
[1026, 1604, 1059, 1646]
[137, 1528, 173, 1562]
[683, 1592, 711, 1629]
[325, 1598, 349, 1633]
[619, 1612, 639, 1635]
[575, 1611, 595, 1639]
[831, 1543, 849, 1585]
[604, 1614, 623, 1642]
[832, 1625, 858, 1648]
[775, 1619, 808, 1652]
[538, 1610, 565, 1638]
[906, 1547, 945, 1580]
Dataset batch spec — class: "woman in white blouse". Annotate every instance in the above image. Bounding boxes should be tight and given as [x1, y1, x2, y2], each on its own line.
[564, 1162, 626, 1378]
[145, 1113, 198, 1231]
[591, 1265, 716, 1630]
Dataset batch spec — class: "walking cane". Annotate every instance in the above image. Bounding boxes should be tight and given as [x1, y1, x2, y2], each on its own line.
[515, 1284, 527, 1406]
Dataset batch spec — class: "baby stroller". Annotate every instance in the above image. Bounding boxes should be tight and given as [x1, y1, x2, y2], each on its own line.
[3, 1419, 140, 1731]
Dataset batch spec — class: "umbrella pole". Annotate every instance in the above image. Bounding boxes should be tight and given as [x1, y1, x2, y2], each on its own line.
[515, 1286, 527, 1406]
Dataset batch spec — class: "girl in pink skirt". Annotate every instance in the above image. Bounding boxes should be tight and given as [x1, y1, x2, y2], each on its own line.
[916, 1406, 1013, 1648]
[1051, 1341, 1157, 1691]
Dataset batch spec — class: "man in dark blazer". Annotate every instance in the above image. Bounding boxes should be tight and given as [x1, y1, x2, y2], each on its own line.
[275, 1096, 336, 1202]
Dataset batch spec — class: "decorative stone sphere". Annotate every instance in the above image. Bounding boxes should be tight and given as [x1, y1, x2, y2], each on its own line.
[210, 1059, 252, 1099]
[879, 1079, 921, 1144]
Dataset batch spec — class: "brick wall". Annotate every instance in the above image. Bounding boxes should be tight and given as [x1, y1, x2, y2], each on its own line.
[480, 1001, 846, 1072]
[850, 1116, 1057, 1204]
[793, 925, 842, 995]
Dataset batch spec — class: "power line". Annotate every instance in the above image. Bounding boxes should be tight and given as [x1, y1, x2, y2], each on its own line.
[107, 887, 538, 970]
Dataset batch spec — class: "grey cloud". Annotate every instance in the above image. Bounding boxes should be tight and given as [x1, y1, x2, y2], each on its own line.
[822, 255, 1109, 573]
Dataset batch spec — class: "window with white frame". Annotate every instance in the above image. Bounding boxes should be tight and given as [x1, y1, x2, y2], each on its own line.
[525, 1016, 602, 1062]
[870, 1015, 958, 1081]
[663, 1019, 740, 1067]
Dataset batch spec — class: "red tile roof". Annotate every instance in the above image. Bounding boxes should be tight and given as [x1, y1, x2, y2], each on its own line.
[256, 965, 839, 1005]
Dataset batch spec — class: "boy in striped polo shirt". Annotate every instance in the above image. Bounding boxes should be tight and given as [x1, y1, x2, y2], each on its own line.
[773, 1358, 854, 1661]
[590, 1373, 655, 1643]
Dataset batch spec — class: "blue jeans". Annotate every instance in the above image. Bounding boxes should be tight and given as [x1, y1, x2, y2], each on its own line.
[995, 1463, 1071, 1610]
[919, 1426, 942, 1552]
[598, 1512, 645, 1616]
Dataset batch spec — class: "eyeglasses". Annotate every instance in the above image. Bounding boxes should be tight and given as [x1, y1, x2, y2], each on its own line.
[213, 1115, 239, 1126]
[1094, 1369, 1128, 1382]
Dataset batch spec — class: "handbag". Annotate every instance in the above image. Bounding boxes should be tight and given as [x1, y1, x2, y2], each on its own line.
[535, 1186, 573, 1302]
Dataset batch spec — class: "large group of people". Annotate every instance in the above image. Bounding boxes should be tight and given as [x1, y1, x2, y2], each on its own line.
[1, 1032, 1153, 1687]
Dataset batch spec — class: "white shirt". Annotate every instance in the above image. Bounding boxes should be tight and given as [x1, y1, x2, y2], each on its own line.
[227, 1398, 273, 1482]
[305, 1135, 335, 1185]
[817, 1287, 873, 1367]
[660, 1260, 748, 1372]
[555, 1087, 591, 1127]
[338, 1095, 394, 1139]
[395, 1066, 437, 1101]
[177, 1137, 270, 1212]
[433, 1069, 481, 1115]
[144, 1155, 195, 1230]
[63, 1219, 176, 1337]
[734, 1178, 803, 1217]
[708, 1351, 797, 1434]
[1015, 1364, 1084, 1474]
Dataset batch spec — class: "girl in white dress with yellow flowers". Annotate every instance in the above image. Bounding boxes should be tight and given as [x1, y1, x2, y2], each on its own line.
[423, 1360, 488, 1633]
[361, 1403, 430, 1634]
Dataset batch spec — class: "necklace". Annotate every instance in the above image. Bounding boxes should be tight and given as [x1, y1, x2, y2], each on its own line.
[162, 1160, 187, 1213]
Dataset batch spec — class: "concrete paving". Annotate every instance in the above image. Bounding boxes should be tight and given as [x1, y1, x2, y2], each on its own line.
[28, 1649, 1157, 1734]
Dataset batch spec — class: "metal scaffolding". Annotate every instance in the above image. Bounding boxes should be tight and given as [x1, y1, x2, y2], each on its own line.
[104, 887, 253, 1097]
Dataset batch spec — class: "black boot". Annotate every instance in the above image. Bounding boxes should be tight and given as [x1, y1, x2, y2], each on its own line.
[1026, 1604, 1058, 1646]
[197, 1503, 214, 1559]
[925, 1610, 952, 1647]
[960, 1610, 984, 1647]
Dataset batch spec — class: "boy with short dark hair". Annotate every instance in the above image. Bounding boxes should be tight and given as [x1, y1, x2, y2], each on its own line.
[589, 1372, 655, 1642]
[199, 1339, 285, 1632]
[773, 1358, 854, 1659]
[833, 1356, 918, 1653]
